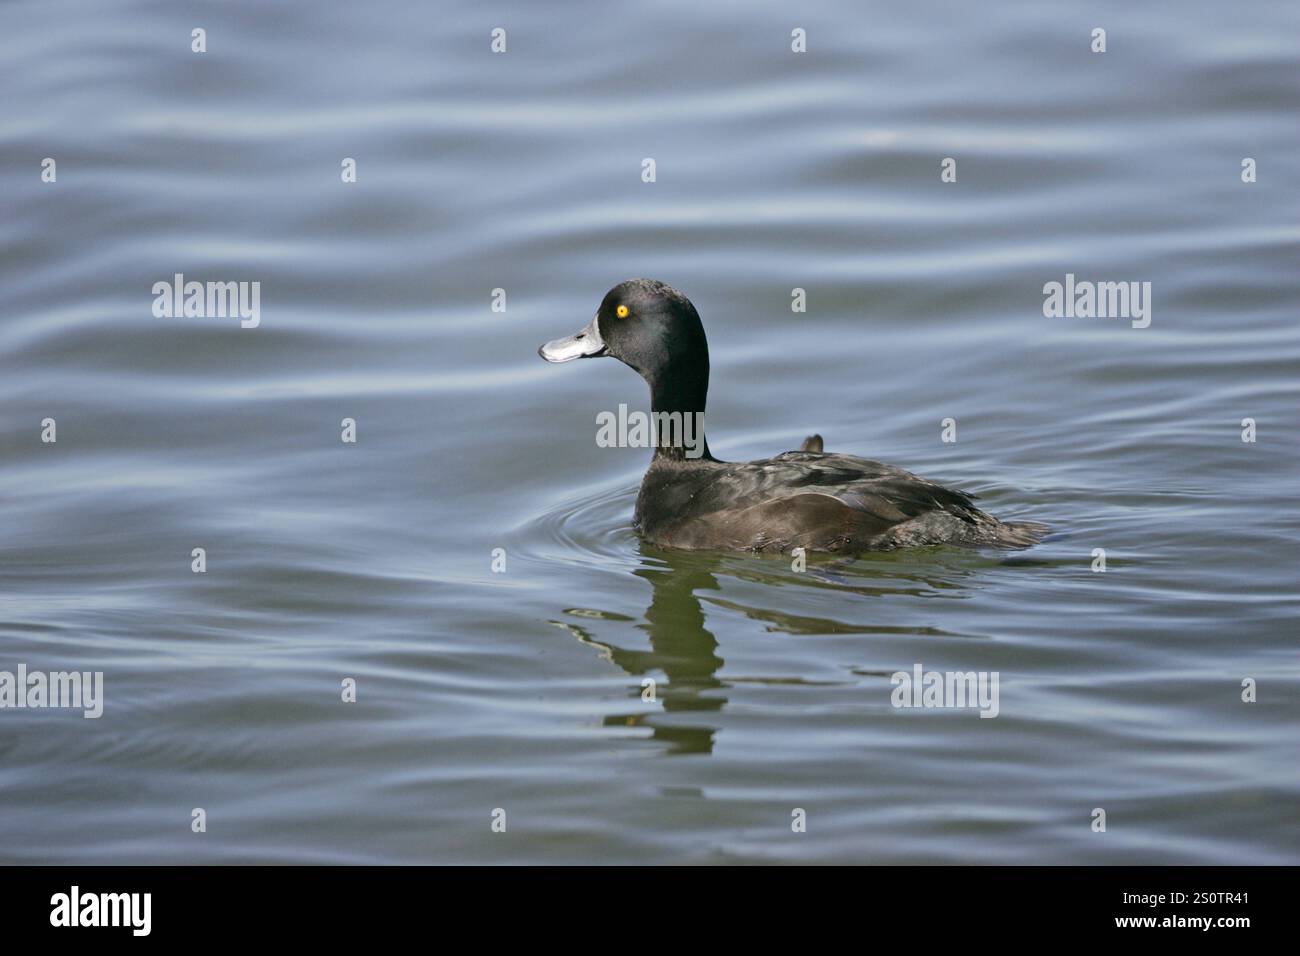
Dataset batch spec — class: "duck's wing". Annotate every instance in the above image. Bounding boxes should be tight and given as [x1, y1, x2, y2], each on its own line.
[769, 452, 984, 521]
[676, 452, 991, 551]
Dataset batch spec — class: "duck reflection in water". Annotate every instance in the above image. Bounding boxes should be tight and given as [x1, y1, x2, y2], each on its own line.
[557, 549, 726, 756]
[553, 540, 990, 756]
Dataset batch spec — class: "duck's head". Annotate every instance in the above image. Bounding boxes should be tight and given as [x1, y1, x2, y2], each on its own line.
[538, 279, 709, 389]
[539, 279, 713, 460]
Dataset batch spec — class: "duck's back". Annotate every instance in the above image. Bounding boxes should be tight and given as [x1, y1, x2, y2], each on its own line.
[634, 450, 1044, 553]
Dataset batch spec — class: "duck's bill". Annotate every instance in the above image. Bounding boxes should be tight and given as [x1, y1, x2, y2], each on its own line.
[538, 316, 606, 363]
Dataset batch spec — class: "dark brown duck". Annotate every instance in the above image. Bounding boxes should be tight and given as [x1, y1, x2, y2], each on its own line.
[539, 278, 1046, 553]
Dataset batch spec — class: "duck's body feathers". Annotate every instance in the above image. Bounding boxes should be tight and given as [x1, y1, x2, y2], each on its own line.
[634, 449, 1045, 553]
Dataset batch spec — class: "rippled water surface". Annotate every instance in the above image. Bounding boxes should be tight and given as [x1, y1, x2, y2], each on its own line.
[2, 1, 1297, 863]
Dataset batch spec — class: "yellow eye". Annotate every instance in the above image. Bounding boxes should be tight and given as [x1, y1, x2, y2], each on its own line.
[615, 304, 629, 318]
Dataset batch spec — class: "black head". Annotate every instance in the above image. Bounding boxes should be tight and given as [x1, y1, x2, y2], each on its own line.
[538, 279, 709, 400]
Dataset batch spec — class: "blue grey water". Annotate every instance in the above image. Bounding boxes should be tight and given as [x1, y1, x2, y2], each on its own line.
[1, 0, 1297, 864]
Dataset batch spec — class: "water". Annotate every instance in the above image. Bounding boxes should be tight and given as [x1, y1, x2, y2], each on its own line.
[1, 0, 1297, 864]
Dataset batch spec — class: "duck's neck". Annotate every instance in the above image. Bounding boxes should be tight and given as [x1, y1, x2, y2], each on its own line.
[648, 366, 714, 463]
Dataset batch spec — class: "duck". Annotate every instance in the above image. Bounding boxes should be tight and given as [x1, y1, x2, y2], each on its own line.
[538, 279, 1046, 553]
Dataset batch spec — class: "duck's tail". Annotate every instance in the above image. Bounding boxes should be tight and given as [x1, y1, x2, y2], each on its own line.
[992, 520, 1050, 548]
